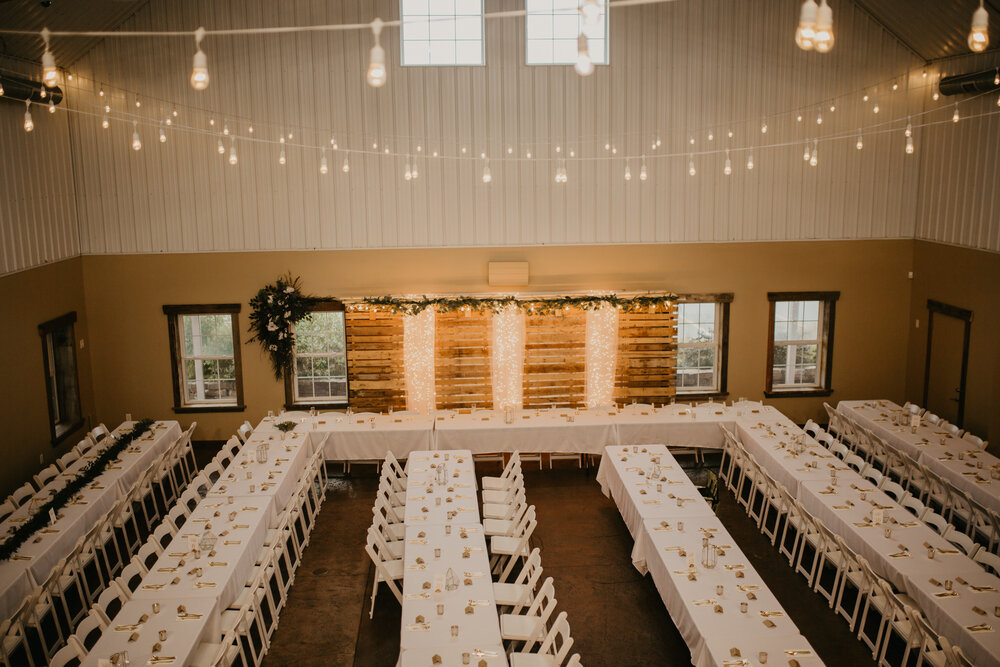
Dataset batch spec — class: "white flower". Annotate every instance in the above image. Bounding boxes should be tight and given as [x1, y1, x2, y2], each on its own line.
[267, 295, 273, 304]
[284, 310, 291, 318]
[284, 286, 295, 294]
[268, 344, 277, 351]
[267, 321, 278, 332]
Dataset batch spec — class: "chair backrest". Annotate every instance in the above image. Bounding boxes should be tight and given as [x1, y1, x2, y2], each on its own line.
[962, 432, 986, 449]
[862, 467, 883, 487]
[946, 530, 978, 557]
[237, 421, 254, 443]
[9, 482, 35, 506]
[373, 494, 404, 524]
[521, 577, 558, 651]
[72, 609, 107, 650]
[880, 481, 905, 502]
[57, 449, 81, 471]
[536, 611, 574, 664]
[973, 549, 1000, 576]
[903, 402, 922, 415]
[924, 412, 941, 425]
[49, 641, 85, 667]
[923, 511, 951, 537]
[118, 560, 145, 594]
[204, 460, 225, 484]
[190, 471, 212, 498]
[73, 437, 95, 456]
[94, 581, 129, 624]
[151, 521, 176, 550]
[33, 464, 60, 489]
[803, 419, 820, 437]
[165, 502, 189, 532]
[0, 498, 15, 523]
[565, 655, 582, 667]
[91, 424, 110, 442]
[843, 454, 865, 473]
[136, 541, 161, 571]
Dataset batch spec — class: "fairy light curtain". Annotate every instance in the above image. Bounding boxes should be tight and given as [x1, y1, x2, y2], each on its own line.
[585, 303, 619, 408]
[403, 308, 436, 413]
[491, 304, 526, 410]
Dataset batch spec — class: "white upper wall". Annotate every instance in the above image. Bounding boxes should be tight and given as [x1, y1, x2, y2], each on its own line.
[1, 0, 997, 276]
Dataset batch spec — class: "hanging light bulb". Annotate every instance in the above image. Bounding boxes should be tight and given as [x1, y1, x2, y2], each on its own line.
[746, 151, 754, 170]
[367, 19, 387, 88]
[997, 93, 1000, 107]
[708, 132, 714, 141]
[411, 156, 419, 180]
[555, 160, 568, 183]
[482, 158, 492, 184]
[639, 156, 648, 182]
[722, 149, 732, 175]
[23, 100, 33, 133]
[905, 135, 915, 155]
[39, 86, 46, 99]
[0, 81, 4, 96]
[342, 155, 350, 173]
[813, 0, 835, 53]
[228, 138, 238, 165]
[131, 121, 142, 151]
[816, 109, 823, 125]
[803, 139, 811, 161]
[223, 123, 229, 136]
[41, 28, 61, 87]
[320, 149, 328, 174]
[761, 121, 768, 134]
[159, 122, 167, 143]
[217, 137, 225, 155]
[102, 111, 109, 129]
[48, 98, 55, 114]
[969, 1, 989, 53]
[688, 155, 696, 176]
[580, 0, 602, 26]
[190, 27, 209, 90]
[905, 120, 912, 138]
[624, 162, 632, 181]
[953, 103, 960, 123]
[656, 137, 662, 147]
[279, 148, 286, 165]
[797, 114, 803, 122]
[856, 128, 863, 150]
[994, 68, 999, 86]
[932, 82, 940, 102]
[795, 0, 819, 50]
[809, 140, 818, 166]
[575, 33, 594, 76]
[873, 102, 880, 114]
[404, 159, 413, 181]
[829, 104, 836, 112]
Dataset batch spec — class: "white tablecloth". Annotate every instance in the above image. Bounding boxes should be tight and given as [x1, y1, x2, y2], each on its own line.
[0, 420, 182, 621]
[615, 405, 734, 450]
[399, 450, 505, 664]
[278, 414, 435, 461]
[132, 497, 269, 616]
[737, 418, 848, 495]
[80, 598, 218, 667]
[596, 445, 715, 574]
[434, 410, 618, 454]
[639, 517, 823, 667]
[839, 400, 1000, 514]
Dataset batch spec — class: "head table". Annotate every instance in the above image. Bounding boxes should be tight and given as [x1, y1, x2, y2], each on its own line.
[0, 420, 182, 622]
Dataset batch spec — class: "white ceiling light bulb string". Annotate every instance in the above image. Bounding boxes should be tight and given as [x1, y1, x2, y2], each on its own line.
[217, 136, 225, 154]
[278, 136, 286, 165]
[342, 155, 350, 173]
[953, 103, 960, 123]
[813, 0, 835, 52]
[190, 27, 209, 90]
[724, 149, 732, 175]
[624, 160, 632, 181]
[746, 148, 754, 170]
[969, 1, 989, 53]
[367, 18, 387, 88]
[159, 121, 167, 143]
[228, 136, 238, 165]
[131, 120, 142, 150]
[482, 157, 492, 184]
[23, 99, 33, 132]
[639, 155, 648, 181]
[320, 147, 328, 174]
[809, 139, 818, 166]
[795, 0, 819, 50]
[40, 28, 61, 87]
[48, 97, 55, 114]
[687, 154, 696, 176]
[856, 128, 863, 150]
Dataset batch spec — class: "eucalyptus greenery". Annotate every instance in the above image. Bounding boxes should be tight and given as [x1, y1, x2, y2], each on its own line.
[274, 421, 298, 434]
[360, 293, 679, 316]
[0, 419, 155, 561]
[248, 274, 336, 379]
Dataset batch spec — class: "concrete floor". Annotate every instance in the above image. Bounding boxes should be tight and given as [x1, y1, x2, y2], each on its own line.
[245, 456, 876, 667]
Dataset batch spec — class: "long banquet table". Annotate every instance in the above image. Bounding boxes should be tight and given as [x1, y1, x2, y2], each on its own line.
[0, 420, 182, 621]
[597, 444, 823, 666]
[736, 406, 1000, 667]
[398, 450, 507, 666]
[838, 400, 1000, 514]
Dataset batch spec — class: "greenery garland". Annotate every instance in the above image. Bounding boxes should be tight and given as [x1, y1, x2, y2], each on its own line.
[248, 274, 336, 379]
[0, 419, 155, 561]
[357, 293, 679, 316]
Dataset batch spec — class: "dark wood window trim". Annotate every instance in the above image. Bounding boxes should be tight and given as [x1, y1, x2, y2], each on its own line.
[764, 291, 839, 398]
[39, 311, 84, 446]
[163, 304, 245, 413]
[921, 299, 973, 428]
[283, 300, 351, 410]
[676, 294, 732, 399]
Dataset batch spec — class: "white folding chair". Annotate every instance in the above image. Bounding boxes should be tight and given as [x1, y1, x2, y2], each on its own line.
[911, 613, 952, 667]
[237, 421, 254, 443]
[92, 581, 129, 624]
[833, 535, 865, 632]
[962, 433, 987, 450]
[880, 480, 906, 503]
[483, 471, 525, 506]
[73, 437, 96, 457]
[0, 498, 15, 522]
[500, 577, 557, 653]
[510, 611, 574, 667]
[494, 548, 544, 614]
[69, 609, 106, 652]
[9, 483, 35, 507]
[900, 495, 927, 520]
[973, 549, 1000, 576]
[856, 557, 890, 658]
[48, 641, 86, 667]
[876, 584, 920, 667]
[945, 530, 979, 558]
[56, 449, 81, 472]
[90, 424, 110, 443]
[922, 511, 951, 537]
[803, 419, 821, 438]
[483, 453, 523, 491]
[812, 522, 844, 607]
[491, 506, 537, 583]
[365, 526, 403, 618]
[33, 464, 60, 489]
[923, 412, 941, 426]
[484, 487, 528, 527]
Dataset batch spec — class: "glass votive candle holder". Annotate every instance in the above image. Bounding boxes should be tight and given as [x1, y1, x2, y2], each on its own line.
[716, 585, 724, 596]
[434, 548, 441, 559]
[462, 652, 471, 665]
[450, 625, 459, 639]
[740, 601, 748, 614]
[678, 521, 684, 532]
[159, 630, 167, 642]
[436, 603, 444, 616]
[445, 525, 452, 535]
[151, 603, 160, 614]
[759, 651, 768, 664]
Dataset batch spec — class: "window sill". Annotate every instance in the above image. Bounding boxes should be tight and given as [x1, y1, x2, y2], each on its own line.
[675, 391, 729, 401]
[51, 419, 85, 446]
[172, 404, 246, 414]
[284, 401, 350, 411]
[764, 389, 833, 399]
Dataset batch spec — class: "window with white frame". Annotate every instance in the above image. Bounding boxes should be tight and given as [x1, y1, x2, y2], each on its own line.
[767, 292, 838, 394]
[290, 309, 349, 405]
[525, 0, 608, 66]
[676, 302, 723, 393]
[164, 305, 245, 411]
[400, 0, 485, 66]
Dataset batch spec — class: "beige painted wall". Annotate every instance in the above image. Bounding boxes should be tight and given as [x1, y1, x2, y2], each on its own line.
[905, 241, 1000, 445]
[77, 240, 914, 443]
[0, 258, 96, 497]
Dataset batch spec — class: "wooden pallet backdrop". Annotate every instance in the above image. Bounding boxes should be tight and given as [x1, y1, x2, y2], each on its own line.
[614, 306, 678, 405]
[435, 311, 493, 409]
[523, 312, 587, 408]
[345, 310, 405, 412]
